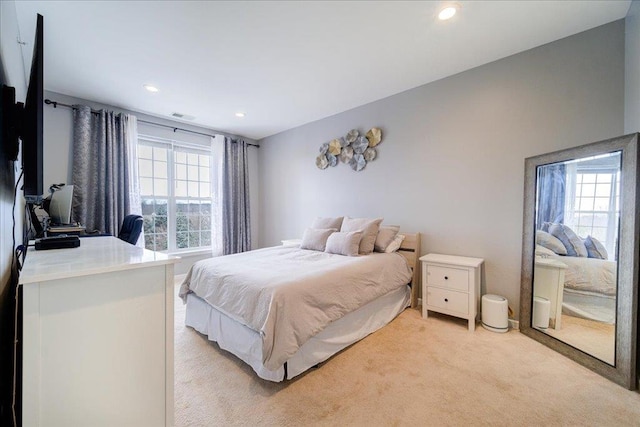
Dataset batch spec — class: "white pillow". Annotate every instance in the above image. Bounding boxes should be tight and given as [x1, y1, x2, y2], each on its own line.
[325, 231, 362, 256]
[535, 230, 567, 255]
[311, 216, 344, 230]
[340, 217, 383, 254]
[300, 228, 336, 251]
[384, 234, 405, 253]
[374, 225, 400, 252]
[535, 244, 556, 258]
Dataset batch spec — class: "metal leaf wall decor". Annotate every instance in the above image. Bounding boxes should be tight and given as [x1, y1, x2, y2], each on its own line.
[315, 127, 383, 171]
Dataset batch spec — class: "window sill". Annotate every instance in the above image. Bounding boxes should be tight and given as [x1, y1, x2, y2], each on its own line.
[168, 248, 212, 257]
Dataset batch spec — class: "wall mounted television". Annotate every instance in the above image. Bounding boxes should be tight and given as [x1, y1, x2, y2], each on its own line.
[1, 13, 44, 203]
[1, 13, 45, 236]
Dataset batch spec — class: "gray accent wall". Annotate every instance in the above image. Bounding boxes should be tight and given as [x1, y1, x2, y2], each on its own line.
[258, 21, 626, 315]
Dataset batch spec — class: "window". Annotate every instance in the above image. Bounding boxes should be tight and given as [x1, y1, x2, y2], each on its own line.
[564, 152, 620, 258]
[138, 137, 212, 253]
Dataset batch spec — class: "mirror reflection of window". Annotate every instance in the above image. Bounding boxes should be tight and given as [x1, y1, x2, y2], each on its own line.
[565, 152, 621, 260]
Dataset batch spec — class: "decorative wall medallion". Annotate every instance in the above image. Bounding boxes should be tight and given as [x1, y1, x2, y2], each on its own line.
[316, 154, 329, 169]
[353, 136, 369, 154]
[339, 146, 354, 163]
[364, 147, 377, 161]
[345, 129, 359, 144]
[328, 139, 342, 155]
[349, 154, 366, 171]
[316, 126, 383, 172]
[366, 127, 382, 146]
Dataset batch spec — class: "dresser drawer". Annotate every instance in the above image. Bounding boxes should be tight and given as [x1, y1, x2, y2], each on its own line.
[426, 287, 468, 315]
[427, 265, 469, 291]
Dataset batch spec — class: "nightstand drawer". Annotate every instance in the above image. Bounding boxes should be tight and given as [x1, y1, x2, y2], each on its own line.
[426, 287, 468, 315]
[427, 265, 469, 291]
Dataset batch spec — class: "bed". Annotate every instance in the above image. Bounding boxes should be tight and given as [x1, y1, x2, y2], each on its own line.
[535, 243, 617, 325]
[550, 254, 616, 324]
[179, 230, 420, 382]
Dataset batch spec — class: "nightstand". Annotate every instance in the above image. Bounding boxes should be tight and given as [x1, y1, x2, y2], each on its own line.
[533, 257, 567, 329]
[420, 253, 484, 331]
[281, 239, 302, 247]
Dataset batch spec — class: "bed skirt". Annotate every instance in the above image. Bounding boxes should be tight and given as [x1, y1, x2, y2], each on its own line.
[185, 285, 411, 382]
[562, 288, 616, 324]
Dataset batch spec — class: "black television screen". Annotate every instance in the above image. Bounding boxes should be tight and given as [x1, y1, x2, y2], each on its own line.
[0, 14, 44, 204]
[22, 13, 44, 204]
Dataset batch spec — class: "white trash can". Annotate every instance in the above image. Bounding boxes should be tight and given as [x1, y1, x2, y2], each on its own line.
[533, 296, 550, 329]
[481, 294, 509, 333]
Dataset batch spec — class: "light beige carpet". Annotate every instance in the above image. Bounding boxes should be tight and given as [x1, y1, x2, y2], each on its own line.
[543, 314, 615, 365]
[173, 281, 640, 426]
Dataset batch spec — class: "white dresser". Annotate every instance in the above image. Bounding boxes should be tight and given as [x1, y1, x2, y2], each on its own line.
[420, 253, 484, 331]
[19, 236, 178, 426]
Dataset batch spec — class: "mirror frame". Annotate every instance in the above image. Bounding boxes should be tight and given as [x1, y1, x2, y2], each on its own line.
[520, 133, 639, 390]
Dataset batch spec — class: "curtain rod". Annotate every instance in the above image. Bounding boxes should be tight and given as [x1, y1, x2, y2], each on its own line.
[44, 98, 260, 148]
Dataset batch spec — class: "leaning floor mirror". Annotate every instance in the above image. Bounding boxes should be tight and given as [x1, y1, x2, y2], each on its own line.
[520, 133, 639, 389]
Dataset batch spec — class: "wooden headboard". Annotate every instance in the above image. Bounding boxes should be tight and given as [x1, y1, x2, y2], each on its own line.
[397, 232, 421, 309]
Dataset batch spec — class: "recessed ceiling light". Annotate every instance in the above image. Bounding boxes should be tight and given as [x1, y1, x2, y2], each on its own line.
[438, 5, 458, 21]
[235, 112, 246, 118]
[143, 84, 159, 93]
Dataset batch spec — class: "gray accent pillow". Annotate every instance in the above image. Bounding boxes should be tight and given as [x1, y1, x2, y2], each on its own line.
[311, 216, 344, 230]
[374, 225, 400, 252]
[548, 223, 588, 257]
[325, 231, 362, 256]
[300, 228, 336, 251]
[340, 217, 383, 254]
[584, 235, 608, 260]
[535, 230, 567, 255]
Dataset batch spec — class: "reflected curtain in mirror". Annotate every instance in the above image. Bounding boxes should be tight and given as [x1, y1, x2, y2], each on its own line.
[536, 163, 565, 227]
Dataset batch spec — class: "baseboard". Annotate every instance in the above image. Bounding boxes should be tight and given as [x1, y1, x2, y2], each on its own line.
[508, 318, 519, 330]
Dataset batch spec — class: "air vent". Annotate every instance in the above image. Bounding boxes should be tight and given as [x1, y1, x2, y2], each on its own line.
[171, 112, 196, 121]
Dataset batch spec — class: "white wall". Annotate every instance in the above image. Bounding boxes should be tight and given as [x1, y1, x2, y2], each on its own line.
[258, 21, 625, 315]
[625, 0, 640, 133]
[43, 91, 260, 273]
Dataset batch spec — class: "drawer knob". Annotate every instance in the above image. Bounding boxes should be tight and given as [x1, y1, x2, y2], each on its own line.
[444, 298, 449, 302]
[444, 276, 449, 280]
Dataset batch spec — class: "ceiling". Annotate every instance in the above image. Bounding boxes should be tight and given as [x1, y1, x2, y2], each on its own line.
[14, 1, 631, 140]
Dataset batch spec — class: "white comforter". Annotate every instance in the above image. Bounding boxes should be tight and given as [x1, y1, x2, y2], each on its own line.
[179, 246, 412, 370]
[551, 254, 617, 296]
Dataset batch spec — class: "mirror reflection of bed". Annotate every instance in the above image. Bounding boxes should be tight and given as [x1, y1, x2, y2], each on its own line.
[533, 151, 620, 365]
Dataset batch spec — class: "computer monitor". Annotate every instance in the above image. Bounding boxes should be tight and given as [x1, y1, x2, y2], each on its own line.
[48, 184, 74, 225]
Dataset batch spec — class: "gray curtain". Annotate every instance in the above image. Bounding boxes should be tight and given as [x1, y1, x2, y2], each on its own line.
[222, 137, 251, 254]
[536, 163, 566, 229]
[71, 105, 135, 235]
